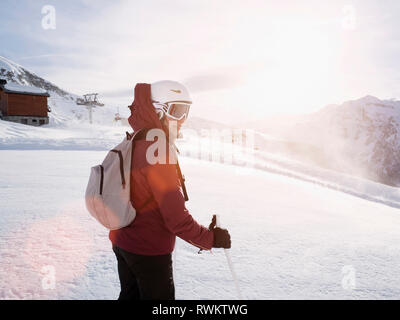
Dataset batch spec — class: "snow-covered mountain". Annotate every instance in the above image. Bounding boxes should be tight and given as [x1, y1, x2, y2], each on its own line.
[0, 56, 72, 98]
[0, 55, 138, 150]
[2, 55, 400, 187]
[0, 56, 230, 138]
[252, 96, 400, 187]
[0, 55, 124, 126]
[2, 57, 400, 299]
[310, 96, 400, 186]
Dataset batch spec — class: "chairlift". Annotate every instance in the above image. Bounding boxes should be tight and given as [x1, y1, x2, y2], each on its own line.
[76, 93, 104, 107]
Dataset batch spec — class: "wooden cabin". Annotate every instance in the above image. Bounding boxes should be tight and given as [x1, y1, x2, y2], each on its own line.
[0, 79, 50, 126]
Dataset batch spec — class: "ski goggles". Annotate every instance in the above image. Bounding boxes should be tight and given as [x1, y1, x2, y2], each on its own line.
[153, 101, 191, 121]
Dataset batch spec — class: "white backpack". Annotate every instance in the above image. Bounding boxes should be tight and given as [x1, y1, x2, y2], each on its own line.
[85, 131, 143, 230]
[85, 129, 189, 230]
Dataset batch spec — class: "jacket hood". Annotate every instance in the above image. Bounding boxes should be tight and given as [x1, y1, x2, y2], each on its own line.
[128, 83, 163, 132]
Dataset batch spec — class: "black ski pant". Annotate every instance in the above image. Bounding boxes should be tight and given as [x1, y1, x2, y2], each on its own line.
[112, 245, 175, 300]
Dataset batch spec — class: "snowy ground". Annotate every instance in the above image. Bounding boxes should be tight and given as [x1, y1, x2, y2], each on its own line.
[0, 119, 128, 151]
[1, 150, 400, 299]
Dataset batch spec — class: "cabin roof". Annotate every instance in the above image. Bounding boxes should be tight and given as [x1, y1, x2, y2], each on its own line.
[0, 81, 50, 97]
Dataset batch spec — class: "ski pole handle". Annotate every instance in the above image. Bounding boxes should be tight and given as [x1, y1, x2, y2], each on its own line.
[215, 214, 221, 228]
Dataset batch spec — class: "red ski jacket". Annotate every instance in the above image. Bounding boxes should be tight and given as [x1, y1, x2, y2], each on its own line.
[109, 83, 214, 255]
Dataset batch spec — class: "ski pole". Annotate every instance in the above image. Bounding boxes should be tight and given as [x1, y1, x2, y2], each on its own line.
[215, 214, 243, 300]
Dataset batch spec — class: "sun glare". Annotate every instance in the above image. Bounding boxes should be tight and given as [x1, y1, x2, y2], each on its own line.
[244, 21, 342, 116]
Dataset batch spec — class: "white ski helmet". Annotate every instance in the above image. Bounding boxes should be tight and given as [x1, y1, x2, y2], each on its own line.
[151, 80, 192, 105]
[151, 80, 192, 121]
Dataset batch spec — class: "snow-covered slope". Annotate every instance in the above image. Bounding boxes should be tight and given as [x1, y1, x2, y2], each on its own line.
[0, 56, 137, 149]
[0, 56, 237, 150]
[251, 96, 400, 187]
[311, 96, 400, 186]
[1, 58, 400, 299]
[2, 55, 399, 189]
[0, 56, 71, 98]
[1, 150, 400, 299]
[182, 116, 234, 133]
[0, 56, 123, 127]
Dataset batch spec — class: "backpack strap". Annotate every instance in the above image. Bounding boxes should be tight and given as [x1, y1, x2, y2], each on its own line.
[127, 129, 149, 142]
[110, 149, 126, 189]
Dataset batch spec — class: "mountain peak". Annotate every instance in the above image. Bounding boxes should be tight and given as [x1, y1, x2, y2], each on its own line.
[0, 55, 25, 77]
[353, 95, 382, 105]
[0, 56, 71, 98]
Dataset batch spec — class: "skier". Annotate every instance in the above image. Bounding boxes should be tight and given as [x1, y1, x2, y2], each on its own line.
[109, 81, 231, 300]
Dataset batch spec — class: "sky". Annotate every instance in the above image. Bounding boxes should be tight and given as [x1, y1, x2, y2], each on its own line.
[1, 0, 400, 124]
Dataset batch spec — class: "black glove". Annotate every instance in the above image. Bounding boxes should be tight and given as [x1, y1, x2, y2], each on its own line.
[209, 215, 231, 249]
